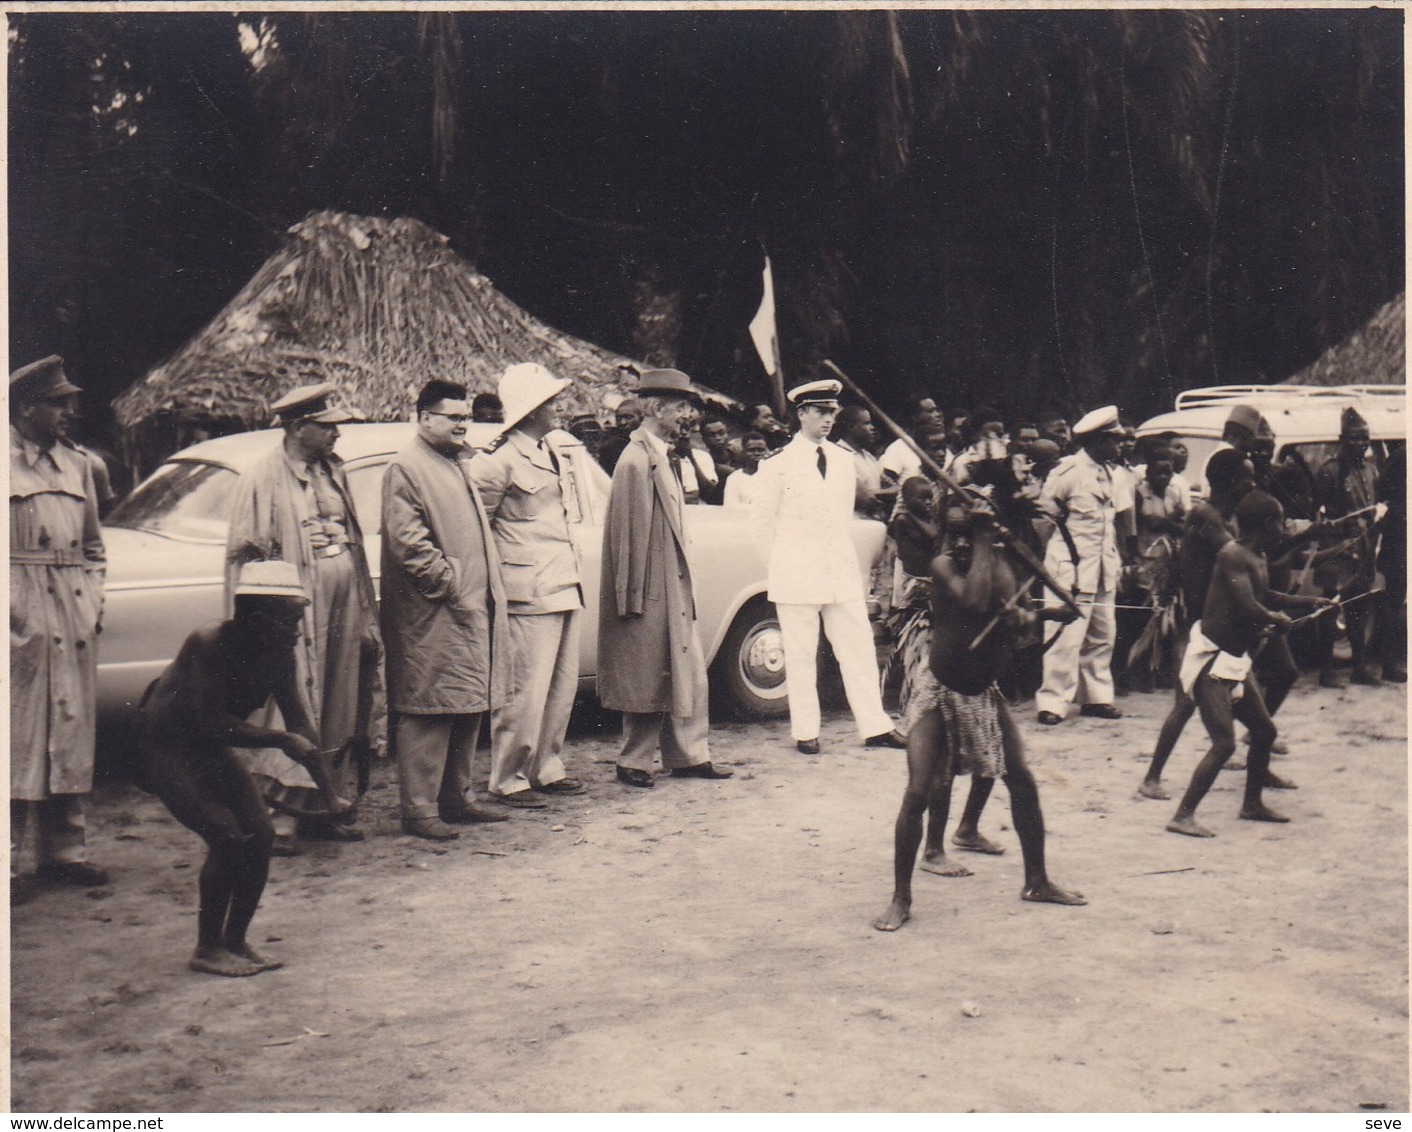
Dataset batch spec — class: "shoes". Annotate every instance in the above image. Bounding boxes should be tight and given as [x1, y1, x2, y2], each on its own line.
[670, 761, 734, 779]
[1384, 664, 1408, 684]
[37, 861, 109, 887]
[489, 792, 548, 810]
[439, 802, 511, 823]
[10, 875, 40, 906]
[1351, 663, 1384, 687]
[297, 819, 365, 842]
[1079, 704, 1123, 720]
[271, 834, 301, 858]
[1319, 667, 1346, 690]
[1037, 711, 1063, 726]
[534, 778, 585, 795]
[796, 738, 821, 755]
[864, 730, 907, 749]
[616, 766, 655, 789]
[402, 816, 461, 841]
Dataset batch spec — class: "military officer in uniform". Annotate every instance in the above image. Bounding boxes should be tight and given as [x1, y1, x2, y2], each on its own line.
[750, 379, 905, 755]
[1035, 405, 1135, 724]
[470, 363, 589, 806]
[10, 356, 107, 904]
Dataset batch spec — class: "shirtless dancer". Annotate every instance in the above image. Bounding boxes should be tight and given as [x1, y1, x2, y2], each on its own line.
[1140, 449, 1254, 800]
[136, 562, 349, 976]
[875, 503, 1085, 931]
[1166, 492, 1333, 837]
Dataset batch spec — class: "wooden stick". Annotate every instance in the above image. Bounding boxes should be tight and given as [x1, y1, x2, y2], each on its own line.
[822, 359, 1082, 617]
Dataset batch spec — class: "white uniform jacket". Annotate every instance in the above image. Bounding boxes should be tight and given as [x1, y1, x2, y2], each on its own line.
[1039, 450, 1132, 594]
[750, 434, 867, 605]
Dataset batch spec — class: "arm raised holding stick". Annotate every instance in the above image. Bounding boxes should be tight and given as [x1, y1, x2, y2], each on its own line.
[820, 359, 1082, 618]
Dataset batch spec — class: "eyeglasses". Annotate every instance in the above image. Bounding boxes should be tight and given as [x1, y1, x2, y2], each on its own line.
[424, 411, 469, 423]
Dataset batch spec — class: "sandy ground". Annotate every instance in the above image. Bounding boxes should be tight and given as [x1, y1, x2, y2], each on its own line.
[9, 673, 1408, 1113]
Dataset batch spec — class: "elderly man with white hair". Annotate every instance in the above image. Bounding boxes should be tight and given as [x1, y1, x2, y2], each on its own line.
[469, 364, 590, 805]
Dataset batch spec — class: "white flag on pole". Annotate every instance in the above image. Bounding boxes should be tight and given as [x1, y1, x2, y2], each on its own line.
[748, 256, 781, 377]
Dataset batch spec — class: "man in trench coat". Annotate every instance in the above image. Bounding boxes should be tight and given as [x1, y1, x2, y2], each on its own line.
[597, 369, 733, 788]
[10, 356, 108, 904]
[381, 379, 513, 839]
[224, 382, 380, 846]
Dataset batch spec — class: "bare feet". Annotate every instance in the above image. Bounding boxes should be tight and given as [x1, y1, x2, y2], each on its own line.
[1264, 772, 1297, 790]
[228, 942, 283, 971]
[952, 831, 1006, 856]
[189, 948, 263, 978]
[1239, 803, 1290, 823]
[1223, 759, 1246, 771]
[873, 899, 911, 931]
[1021, 880, 1087, 906]
[1166, 815, 1215, 838]
[1138, 779, 1169, 801]
[919, 852, 973, 878]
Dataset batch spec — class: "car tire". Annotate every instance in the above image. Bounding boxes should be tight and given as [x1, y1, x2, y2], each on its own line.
[711, 597, 791, 720]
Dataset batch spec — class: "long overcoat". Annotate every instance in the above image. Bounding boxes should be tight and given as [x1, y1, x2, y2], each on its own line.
[597, 428, 704, 717]
[10, 428, 105, 799]
[224, 439, 378, 737]
[381, 435, 511, 714]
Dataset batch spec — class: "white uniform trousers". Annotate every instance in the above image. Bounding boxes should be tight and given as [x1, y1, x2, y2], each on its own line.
[1036, 589, 1117, 718]
[777, 598, 894, 742]
[617, 633, 711, 773]
[11, 796, 88, 877]
[396, 713, 483, 820]
[489, 610, 579, 796]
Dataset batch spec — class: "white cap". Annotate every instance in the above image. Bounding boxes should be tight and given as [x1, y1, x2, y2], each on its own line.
[498, 363, 571, 431]
[786, 379, 843, 408]
[234, 560, 310, 603]
[1072, 405, 1122, 437]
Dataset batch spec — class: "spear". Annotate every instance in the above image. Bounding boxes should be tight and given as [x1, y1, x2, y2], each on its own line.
[821, 359, 1081, 617]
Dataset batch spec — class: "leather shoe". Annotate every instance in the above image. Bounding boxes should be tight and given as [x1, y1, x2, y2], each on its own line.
[488, 792, 548, 809]
[1384, 663, 1408, 684]
[402, 816, 461, 840]
[297, 818, 365, 842]
[271, 833, 302, 857]
[796, 738, 821, 755]
[670, 761, 734, 779]
[1036, 711, 1063, 726]
[864, 729, 907, 749]
[616, 766, 655, 788]
[1351, 663, 1384, 687]
[439, 802, 510, 823]
[1079, 703, 1122, 720]
[38, 861, 109, 887]
[534, 778, 585, 795]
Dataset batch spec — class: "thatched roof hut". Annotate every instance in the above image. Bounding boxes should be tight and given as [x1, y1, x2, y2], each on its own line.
[113, 210, 641, 465]
[1283, 292, 1406, 387]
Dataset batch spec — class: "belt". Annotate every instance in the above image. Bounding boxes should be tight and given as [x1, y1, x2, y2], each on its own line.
[11, 547, 87, 566]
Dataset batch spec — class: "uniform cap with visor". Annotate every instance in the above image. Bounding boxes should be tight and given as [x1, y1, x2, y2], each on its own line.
[269, 382, 362, 425]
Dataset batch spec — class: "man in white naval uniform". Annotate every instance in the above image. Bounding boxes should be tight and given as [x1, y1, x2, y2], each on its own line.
[750, 379, 906, 755]
[1035, 405, 1134, 725]
[469, 363, 588, 807]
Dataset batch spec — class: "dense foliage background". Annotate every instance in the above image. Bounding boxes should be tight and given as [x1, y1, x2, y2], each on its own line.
[9, 8, 1404, 430]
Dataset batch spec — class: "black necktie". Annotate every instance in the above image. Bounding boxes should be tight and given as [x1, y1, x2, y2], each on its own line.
[538, 437, 560, 474]
[817, 446, 827, 479]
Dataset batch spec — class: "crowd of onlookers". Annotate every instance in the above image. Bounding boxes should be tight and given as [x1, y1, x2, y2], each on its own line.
[560, 389, 1404, 713]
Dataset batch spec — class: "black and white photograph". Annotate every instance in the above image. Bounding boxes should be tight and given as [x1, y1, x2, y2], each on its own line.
[7, 2, 1407, 1114]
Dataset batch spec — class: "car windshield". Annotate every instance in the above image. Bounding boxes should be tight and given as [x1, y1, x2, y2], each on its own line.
[105, 460, 238, 542]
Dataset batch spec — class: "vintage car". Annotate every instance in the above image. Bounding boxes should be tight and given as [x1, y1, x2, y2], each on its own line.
[97, 422, 887, 728]
[1135, 383, 1405, 497]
